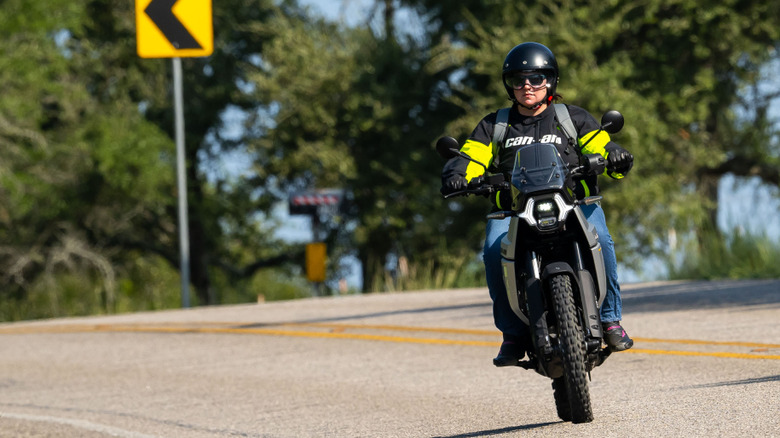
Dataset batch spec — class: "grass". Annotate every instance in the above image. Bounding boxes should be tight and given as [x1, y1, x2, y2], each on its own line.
[667, 227, 780, 280]
[3, 227, 777, 322]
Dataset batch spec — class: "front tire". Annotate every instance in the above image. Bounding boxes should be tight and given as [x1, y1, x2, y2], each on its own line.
[552, 377, 571, 421]
[550, 274, 593, 423]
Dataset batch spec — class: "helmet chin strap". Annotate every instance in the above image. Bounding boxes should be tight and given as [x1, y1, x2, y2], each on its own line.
[513, 94, 553, 111]
[518, 101, 544, 110]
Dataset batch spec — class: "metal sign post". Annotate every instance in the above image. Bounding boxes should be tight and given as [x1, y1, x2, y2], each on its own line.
[289, 189, 344, 295]
[135, 0, 213, 307]
[173, 57, 190, 308]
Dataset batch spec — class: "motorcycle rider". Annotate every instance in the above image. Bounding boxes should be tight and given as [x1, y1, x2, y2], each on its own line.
[441, 42, 635, 366]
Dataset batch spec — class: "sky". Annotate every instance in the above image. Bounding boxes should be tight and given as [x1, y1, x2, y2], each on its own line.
[300, 0, 373, 26]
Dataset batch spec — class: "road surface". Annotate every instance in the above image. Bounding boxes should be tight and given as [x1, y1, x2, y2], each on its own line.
[0, 279, 778, 437]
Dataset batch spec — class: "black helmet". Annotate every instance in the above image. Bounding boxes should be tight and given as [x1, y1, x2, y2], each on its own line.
[502, 42, 559, 106]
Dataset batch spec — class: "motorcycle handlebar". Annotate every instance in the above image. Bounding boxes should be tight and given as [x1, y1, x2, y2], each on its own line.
[442, 181, 509, 199]
[444, 161, 603, 199]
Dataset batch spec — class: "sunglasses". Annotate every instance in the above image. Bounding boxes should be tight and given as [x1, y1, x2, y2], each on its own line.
[505, 73, 549, 90]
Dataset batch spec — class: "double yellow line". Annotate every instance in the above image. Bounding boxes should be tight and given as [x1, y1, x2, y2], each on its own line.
[2, 321, 778, 361]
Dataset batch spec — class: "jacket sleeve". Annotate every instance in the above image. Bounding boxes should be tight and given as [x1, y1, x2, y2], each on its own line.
[441, 113, 497, 183]
[570, 106, 628, 180]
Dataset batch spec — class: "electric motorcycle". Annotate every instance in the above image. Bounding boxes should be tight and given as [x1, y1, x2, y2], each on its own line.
[437, 111, 625, 423]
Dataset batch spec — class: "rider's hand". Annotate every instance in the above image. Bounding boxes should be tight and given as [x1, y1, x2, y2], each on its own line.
[441, 175, 467, 195]
[467, 175, 485, 189]
[607, 146, 633, 174]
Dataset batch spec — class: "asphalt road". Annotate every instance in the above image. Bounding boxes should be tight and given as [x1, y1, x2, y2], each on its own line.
[0, 279, 778, 437]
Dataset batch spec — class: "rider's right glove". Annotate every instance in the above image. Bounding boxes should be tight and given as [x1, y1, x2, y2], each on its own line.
[606, 144, 634, 176]
[441, 174, 468, 195]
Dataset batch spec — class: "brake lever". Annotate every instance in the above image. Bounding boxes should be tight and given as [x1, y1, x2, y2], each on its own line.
[570, 165, 593, 178]
[443, 189, 469, 199]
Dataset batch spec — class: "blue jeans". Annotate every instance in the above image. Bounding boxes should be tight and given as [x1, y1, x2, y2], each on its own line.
[483, 203, 623, 339]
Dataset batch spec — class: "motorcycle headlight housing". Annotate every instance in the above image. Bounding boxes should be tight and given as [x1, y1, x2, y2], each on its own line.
[519, 194, 574, 231]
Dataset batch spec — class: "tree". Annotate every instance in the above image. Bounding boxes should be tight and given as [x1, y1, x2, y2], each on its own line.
[2, 0, 778, 319]
[245, 1, 487, 291]
[0, 0, 315, 316]
[408, 0, 780, 269]
[0, 0, 179, 315]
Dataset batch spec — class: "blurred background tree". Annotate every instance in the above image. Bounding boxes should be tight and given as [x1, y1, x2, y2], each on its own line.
[0, 0, 313, 318]
[0, 0, 778, 320]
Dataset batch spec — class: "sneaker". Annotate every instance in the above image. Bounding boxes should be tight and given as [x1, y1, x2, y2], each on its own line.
[603, 322, 634, 351]
[493, 335, 527, 367]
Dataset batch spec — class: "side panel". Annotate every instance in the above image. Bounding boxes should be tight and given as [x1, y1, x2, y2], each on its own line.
[502, 259, 530, 326]
[571, 207, 607, 305]
[500, 217, 520, 261]
[501, 217, 530, 325]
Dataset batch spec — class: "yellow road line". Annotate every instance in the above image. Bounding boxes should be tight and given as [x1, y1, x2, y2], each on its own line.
[2, 322, 778, 360]
[75, 325, 780, 361]
[290, 322, 498, 336]
[631, 337, 780, 349]
[625, 348, 780, 361]
[291, 323, 780, 349]
[214, 327, 500, 347]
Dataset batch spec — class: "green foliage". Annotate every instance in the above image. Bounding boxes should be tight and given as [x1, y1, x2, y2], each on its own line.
[416, 0, 780, 275]
[246, 269, 312, 302]
[0, 0, 320, 319]
[374, 250, 484, 292]
[205, 259, 312, 304]
[246, 7, 480, 290]
[667, 228, 780, 280]
[0, 255, 183, 322]
[1, 0, 779, 320]
[0, 8, 180, 316]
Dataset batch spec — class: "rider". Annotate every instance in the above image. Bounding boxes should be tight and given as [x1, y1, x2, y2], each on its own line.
[441, 42, 635, 366]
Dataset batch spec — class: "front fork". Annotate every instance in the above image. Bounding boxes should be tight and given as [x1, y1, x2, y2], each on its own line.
[502, 237, 608, 374]
[573, 242, 604, 344]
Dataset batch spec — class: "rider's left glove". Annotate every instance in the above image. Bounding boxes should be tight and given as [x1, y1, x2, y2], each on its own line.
[606, 146, 634, 175]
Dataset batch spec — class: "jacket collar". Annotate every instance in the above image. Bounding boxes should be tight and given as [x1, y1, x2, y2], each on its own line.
[513, 104, 554, 125]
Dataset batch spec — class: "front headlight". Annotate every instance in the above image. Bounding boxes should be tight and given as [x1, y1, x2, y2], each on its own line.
[534, 200, 558, 228]
[519, 194, 574, 230]
[535, 201, 555, 215]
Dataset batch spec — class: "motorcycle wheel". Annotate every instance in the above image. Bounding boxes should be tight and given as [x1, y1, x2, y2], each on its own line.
[552, 377, 571, 422]
[550, 274, 593, 423]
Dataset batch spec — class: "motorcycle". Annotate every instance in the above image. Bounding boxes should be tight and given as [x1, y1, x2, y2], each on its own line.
[437, 111, 625, 424]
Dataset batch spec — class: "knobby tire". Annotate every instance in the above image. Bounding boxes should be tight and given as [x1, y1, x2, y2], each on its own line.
[552, 377, 572, 422]
[550, 274, 593, 423]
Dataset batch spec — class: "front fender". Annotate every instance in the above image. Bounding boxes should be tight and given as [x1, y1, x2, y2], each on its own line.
[541, 262, 577, 283]
[542, 261, 603, 342]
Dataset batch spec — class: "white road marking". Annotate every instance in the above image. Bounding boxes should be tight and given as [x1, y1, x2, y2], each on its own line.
[0, 412, 159, 438]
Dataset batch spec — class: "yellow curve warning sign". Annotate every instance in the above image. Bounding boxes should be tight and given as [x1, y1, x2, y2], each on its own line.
[136, 0, 213, 58]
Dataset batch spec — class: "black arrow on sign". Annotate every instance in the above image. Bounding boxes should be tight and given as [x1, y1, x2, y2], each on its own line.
[144, 0, 202, 50]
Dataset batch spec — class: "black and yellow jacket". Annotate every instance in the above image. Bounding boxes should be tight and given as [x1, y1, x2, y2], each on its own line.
[442, 103, 627, 207]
